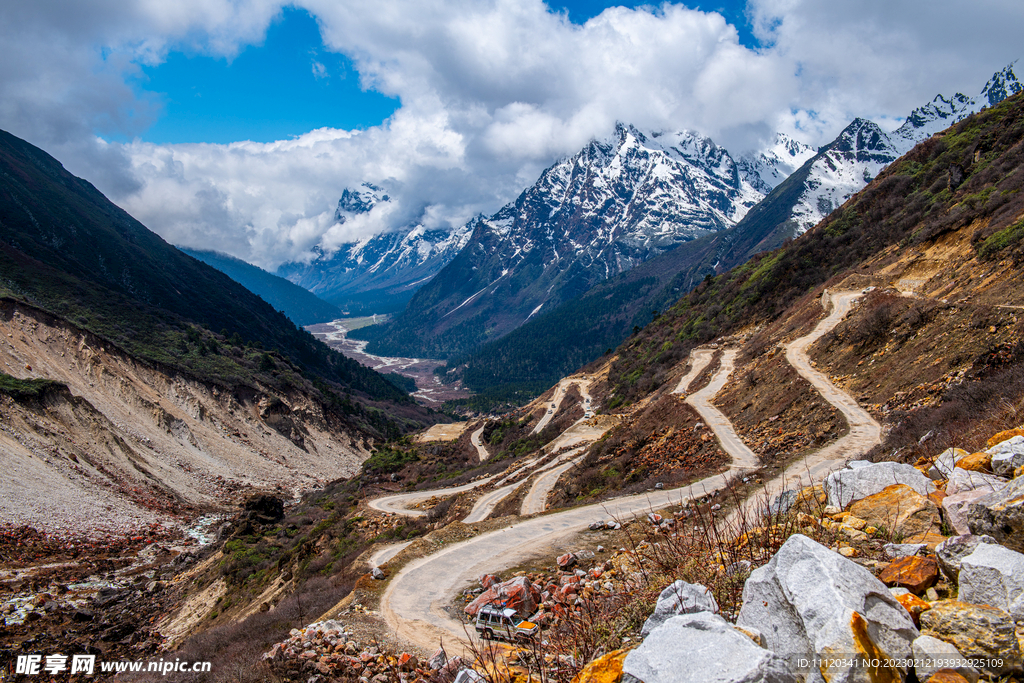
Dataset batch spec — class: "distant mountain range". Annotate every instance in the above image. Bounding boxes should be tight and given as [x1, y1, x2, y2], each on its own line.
[278, 184, 472, 314]
[423, 64, 1023, 405]
[350, 125, 815, 358]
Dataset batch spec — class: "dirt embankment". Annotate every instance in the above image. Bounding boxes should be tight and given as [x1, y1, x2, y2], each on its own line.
[0, 302, 368, 539]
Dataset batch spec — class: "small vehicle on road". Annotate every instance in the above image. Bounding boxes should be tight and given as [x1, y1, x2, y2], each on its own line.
[474, 604, 538, 642]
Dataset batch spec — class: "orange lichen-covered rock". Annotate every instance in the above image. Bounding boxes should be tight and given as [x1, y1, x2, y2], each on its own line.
[927, 671, 971, 683]
[987, 428, 1024, 448]
[893, 592, 932, 626]
[849, 484, 940, 540]
[879, 556, 939, 595]
[957, 451, 993, 473]
[572, 649, 627, 683]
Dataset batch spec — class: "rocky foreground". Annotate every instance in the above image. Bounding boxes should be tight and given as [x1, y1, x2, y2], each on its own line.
[261, 427, 1024, 683]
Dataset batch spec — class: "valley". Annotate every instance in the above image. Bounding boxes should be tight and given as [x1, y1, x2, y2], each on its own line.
[307, 318, 471, 404]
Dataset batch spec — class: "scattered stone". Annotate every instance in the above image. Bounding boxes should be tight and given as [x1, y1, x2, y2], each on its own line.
[989, 435, 1024, 476]
[838, 547, 858, 558]
[929, 448, 968, 480]
[824, 461, 937, 508]
[920, 600, 1021, 674]
[935, 535, 998, 582]
[640, 580, 719, 637]
[557, 553, 577, 569]
[371, 567, 385, 580]
[879, 556, 939, 595]
[654, 482, 664, 490]
[427, 648, 447, 670]
[769, 490, 797, 515]
[480, 574, 500, 589]
[590, 521, 606, 531]
[624, 612, 797, 683]
[453, 669, 485, 683]
[966, 475, 1024, 552]
[848, 484, 941, 541]
[943, 489, 991, 535]
[736, 534, 918, 679]
[894, 592, 932, 626]
[927, 671, 973, 683]
[883, 543, 926, 559]
[945, 467, 1007, 495]
[957, 451, 993, 473]
[988, 428, 1024, 448]
[911, 635, 979, 683]
[574, 649, 628, 683]
[959, 543, 1024, 620]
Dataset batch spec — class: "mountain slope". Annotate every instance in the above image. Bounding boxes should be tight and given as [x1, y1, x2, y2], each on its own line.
[611, 90, 1024, 405]
[762, 64, 1023, 248]
[181, 248, 342, 326]
[355, 124, 772, 358]
[0, 128, 412, 408]
[278, 184, 472, 314]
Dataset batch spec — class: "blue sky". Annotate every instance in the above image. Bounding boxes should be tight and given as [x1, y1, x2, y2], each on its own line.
[136, 2, 754, 144]
[2, 0, 1019, 268]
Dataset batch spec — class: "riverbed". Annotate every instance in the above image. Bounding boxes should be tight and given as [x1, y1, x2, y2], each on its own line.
[306, 319, 471, 404]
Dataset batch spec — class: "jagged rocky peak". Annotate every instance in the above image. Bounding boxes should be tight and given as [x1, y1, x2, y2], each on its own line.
[981, 61, 1022, 106]
[335, 183, 389, 221]
[893, 62, 1023, 151]
[827, 117, 900, 162]
[737, 133, 816, 194]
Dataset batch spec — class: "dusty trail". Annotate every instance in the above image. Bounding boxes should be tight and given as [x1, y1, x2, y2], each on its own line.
[678, 348, 758, 470]
[369, 541, 413, 568]
[379, 359, 756, 653]
[367, 477, 498, 518]
[672, 349, 714, 395]
[470, 426, 489, 461]
[520, 447, 587, 516]
[379, 290, 881, 654]
[370, 378, 605, 521]
[767, 291, 882, 495]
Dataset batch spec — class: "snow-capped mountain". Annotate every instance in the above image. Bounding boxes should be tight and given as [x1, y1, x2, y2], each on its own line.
[738, 133, 817, 194]
[356, 124, 772, 358]
[787, 63, 1022, 236]
[278, 184, 472, 313]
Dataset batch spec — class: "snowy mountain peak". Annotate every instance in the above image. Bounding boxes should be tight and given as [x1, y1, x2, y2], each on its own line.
[981, 62, 1022, 107]
[335, 183, 389, 222]
[737, 133, 816, 194]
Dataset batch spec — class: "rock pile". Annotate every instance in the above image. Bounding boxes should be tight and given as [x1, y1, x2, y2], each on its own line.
[599, 425, 1024, 683]
[263, 620, 459, 682]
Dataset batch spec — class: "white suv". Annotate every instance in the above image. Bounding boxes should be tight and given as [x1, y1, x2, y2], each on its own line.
[474, 604, 538, 642]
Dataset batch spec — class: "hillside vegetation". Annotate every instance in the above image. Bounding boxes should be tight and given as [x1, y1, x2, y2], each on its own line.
[181, 248, 342, 326]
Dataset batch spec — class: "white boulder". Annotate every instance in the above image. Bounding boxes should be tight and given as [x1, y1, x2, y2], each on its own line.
[824, 462, 936, 508]
[989, 435, 1024, 475]
[935, 534, 998, 582]
[641, 580, 718, 637]
[946, 467, 1008, 495]
[959, 543, 1024, 620]
[624, 612, 797, 683]
[736, 534, 918, 683]
[929, 448, 967, 480]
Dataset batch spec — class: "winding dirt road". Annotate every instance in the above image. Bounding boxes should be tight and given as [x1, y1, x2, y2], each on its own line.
[770, 291, 882, 493]
[470, 426, 489, 462]
[378, 290, 880, 654]
[680, 348, 758, 471]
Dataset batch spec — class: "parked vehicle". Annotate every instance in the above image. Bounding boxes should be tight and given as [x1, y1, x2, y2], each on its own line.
[474, 604, 538, 641]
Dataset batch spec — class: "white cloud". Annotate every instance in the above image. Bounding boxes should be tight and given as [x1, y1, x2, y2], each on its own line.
[1, 0, 1021, 269]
